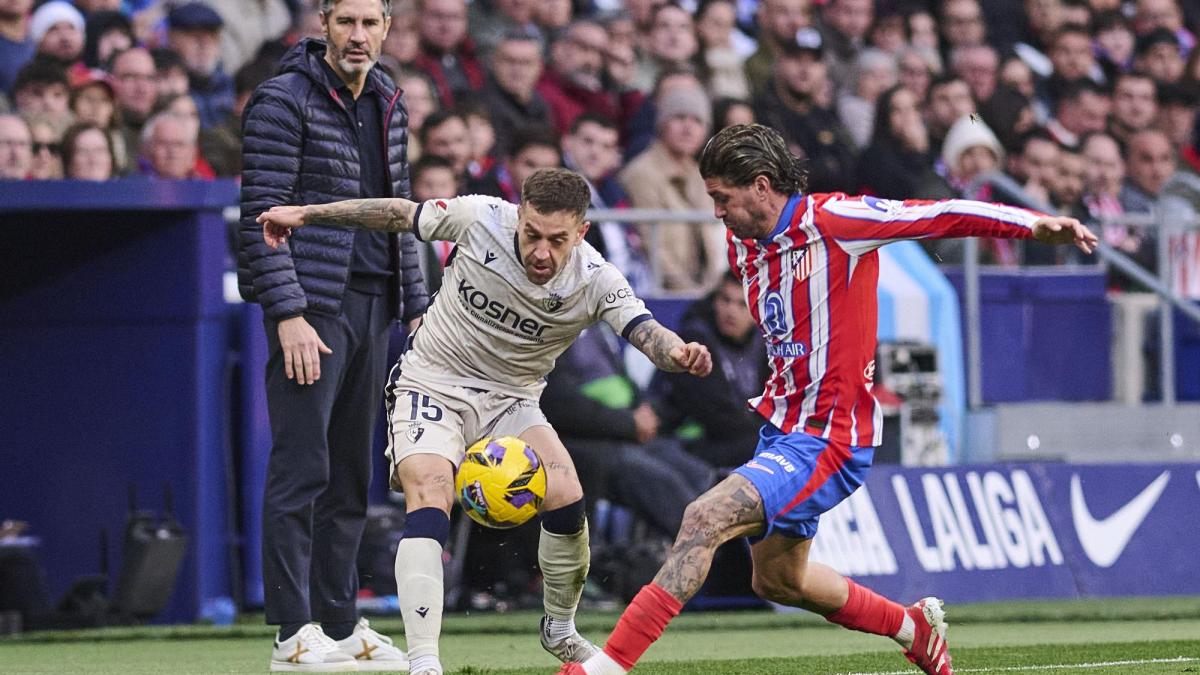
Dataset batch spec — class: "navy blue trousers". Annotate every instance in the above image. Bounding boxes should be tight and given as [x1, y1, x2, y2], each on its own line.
[261, 288, 391, 624]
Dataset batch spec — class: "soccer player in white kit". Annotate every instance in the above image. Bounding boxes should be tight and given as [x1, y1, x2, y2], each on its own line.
[258, 168, 713, 675]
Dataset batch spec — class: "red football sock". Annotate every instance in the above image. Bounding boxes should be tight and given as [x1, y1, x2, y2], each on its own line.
[824, 579, 905, 637]
[602, 584, 683, 671]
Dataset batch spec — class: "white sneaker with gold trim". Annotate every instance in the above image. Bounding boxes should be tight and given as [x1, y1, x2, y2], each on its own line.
[334, 618, 408, 672]
[270, 624, 359, 672]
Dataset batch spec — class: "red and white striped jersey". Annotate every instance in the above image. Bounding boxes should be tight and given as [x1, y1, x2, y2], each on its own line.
[727, 192, 1042, 447]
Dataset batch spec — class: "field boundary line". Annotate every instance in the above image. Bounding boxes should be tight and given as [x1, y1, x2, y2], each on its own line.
[840, 656, 1198, 675]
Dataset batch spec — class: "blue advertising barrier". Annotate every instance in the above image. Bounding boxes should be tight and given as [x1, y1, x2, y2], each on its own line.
[808, 462, 1200, 602]
[236, 302, 271, 611]
[943, 269, 1112, 403]
[0, 179, 238, 623]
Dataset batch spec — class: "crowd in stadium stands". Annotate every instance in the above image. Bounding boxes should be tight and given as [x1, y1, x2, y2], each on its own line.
[2, 0, 1199, 286]
[4, 0, 1198, 609]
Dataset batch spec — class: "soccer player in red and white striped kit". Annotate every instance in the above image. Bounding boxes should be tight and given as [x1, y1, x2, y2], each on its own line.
[558, 124, 1099, 675]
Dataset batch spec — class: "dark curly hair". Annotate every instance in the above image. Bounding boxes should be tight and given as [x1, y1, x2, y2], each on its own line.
[698, 124, 807, 194]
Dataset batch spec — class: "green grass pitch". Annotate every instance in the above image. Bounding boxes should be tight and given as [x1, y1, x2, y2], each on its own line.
[2, 597, 1198, 674]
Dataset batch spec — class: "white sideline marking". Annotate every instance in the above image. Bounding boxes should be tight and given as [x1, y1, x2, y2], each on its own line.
[839, 656, 1198, 675]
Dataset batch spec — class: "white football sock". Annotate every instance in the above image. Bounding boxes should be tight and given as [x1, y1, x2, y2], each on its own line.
[582, 650, 628, 675]
[893, 613, 916, 649]
[538, 521, 590, 625]
[544, 615, 577, 643]
[396, 538, 444, 672]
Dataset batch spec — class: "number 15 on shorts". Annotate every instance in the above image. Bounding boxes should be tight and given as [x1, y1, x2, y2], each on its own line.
[405, 391, 444, 422]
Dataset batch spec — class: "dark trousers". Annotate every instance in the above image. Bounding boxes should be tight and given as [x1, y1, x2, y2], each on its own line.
[261, 289, 391, 625]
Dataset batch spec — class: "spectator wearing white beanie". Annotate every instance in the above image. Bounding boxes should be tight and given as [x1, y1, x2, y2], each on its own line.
[654, 86, 713, 132]
[30, 1, 85, 66]
[941, 114, 1005, 187]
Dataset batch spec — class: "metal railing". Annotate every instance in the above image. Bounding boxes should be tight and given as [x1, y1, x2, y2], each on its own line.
[586, 208, 722, 298]
[231, 193, 1200, 405]
[595, 185, 1200, 406]
[964, 171, 1200, 406]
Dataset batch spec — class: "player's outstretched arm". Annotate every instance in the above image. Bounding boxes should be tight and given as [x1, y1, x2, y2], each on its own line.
[257, 197, 418, 248]
[822, 197, 1101, 257]
[1031, 215, 1099, 254]
[627, 320, 713, 376]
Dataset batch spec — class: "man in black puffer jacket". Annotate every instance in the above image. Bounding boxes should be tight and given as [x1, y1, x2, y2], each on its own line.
[236, 0, 424, 670]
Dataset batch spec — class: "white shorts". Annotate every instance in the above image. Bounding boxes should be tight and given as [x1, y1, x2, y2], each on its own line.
[384, 370, 548, 490]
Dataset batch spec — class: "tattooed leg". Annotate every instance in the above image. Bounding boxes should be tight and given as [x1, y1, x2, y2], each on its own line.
[566, 475, 766, 675]
[653, 473, 765, 603]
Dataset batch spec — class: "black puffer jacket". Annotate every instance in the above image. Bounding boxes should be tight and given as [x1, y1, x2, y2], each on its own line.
[237, 38, 426, 322]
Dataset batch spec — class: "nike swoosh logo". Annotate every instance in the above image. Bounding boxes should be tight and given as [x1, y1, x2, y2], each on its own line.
[1071, 470, 1170, 568]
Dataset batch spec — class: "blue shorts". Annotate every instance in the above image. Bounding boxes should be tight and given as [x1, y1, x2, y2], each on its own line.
[733, 425, 874, 540]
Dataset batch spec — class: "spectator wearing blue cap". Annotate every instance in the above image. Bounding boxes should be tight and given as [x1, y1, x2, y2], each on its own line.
[167, 2, 234, 129]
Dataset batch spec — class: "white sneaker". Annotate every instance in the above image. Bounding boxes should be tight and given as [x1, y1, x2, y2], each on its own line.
[270, 624, 359, 672]
[334, 618, 409, 672]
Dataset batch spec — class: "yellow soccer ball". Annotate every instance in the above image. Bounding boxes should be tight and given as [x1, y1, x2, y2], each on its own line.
[455, 436, 546, 529]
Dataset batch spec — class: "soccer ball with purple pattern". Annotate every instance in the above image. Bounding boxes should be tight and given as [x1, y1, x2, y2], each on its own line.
[454, 436, 547, 529]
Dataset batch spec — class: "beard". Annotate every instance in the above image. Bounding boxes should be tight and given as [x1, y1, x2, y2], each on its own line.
[39, 50, 78, 69]
[337, 55, 371, 75]
[729, 202, 775, 239]
[782, 81, 817, 107]
[330, 41, 377, 77]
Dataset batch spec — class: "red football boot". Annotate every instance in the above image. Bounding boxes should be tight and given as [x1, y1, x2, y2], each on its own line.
[903, 597, 953, 674]
[555, 663, 587, 674]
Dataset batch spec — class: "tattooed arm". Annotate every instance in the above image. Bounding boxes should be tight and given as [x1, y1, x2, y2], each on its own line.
[627, 319, 714, 376]
[257, 198, 418, 247]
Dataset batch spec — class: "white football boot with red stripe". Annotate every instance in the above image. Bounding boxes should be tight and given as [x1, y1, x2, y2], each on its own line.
[903, 597, 953, 674]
